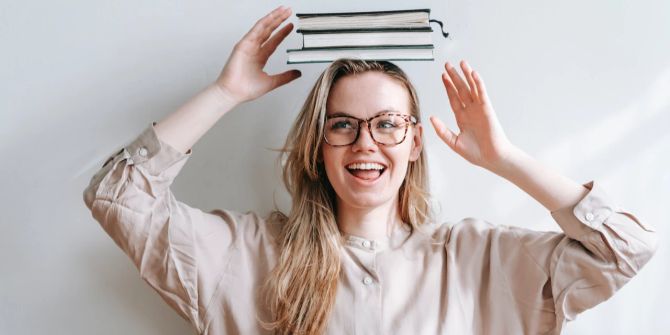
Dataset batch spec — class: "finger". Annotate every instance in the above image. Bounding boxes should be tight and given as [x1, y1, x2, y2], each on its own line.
[441, 72, 466, 113]
[445, 62, 474, 104]
[244, 6, 292, 45]
[269, 69, 302, 90]
[460, 60, 479, 103]
[429, 116, 458, 151]
[252, 7, 291, 45]
[472, 70, 491, 105]
[260, 22, 294, 60]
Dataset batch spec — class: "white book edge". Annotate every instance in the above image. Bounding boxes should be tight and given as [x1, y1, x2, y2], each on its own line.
[303, 31, 433, 48]
[287, 47, 434, 63]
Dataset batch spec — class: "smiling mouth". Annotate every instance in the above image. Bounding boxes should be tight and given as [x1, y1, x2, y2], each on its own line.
[346, 163, 387, 181]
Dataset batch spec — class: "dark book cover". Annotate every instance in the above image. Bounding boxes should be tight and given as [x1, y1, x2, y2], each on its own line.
[288, 59, 434, 64]
[297, 27, 433, 34]
[287, 44, 434, 52]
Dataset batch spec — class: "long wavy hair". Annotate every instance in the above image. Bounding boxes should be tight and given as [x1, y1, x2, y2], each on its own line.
[260, 59, 431, 334]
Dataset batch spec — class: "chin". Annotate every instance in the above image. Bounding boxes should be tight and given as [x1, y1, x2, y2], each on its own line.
[340, 192, 394, 210]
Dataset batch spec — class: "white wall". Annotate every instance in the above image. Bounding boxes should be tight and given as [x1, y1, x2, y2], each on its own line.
[1, 0, 668, 334]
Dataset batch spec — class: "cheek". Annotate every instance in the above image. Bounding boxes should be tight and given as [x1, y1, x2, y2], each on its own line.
[321, 146, 342, 179]
[388, 145, 412, 168]
[388, 148, 415, 181]
[390, 160, 410, 182]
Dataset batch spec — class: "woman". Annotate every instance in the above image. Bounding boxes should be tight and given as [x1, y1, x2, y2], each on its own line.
[83, 6, 657, 335]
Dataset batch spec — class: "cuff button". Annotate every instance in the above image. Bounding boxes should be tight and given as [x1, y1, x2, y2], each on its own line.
[138, 147, 148, 157]
[585, 212, 595, 221]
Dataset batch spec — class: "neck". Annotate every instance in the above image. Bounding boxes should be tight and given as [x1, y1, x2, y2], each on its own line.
[336, 195, 403, 240]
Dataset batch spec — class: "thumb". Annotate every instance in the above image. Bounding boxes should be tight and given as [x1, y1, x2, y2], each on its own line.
[270, 69, 301, 90]
[430, 116, 458, 151]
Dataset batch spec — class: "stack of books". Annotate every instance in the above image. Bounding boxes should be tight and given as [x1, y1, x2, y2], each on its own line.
[287, 9, 437, 64]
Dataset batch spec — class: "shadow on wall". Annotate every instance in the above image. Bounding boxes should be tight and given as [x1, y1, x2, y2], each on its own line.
[494, 65, 670, 228]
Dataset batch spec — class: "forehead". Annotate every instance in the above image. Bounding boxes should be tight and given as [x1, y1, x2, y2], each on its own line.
[326, 71, 411, 117]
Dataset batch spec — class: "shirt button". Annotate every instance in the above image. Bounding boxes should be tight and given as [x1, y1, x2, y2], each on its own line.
[362, 240, 371, 248]
[138, 147, 148, 157]
[585, 212, 595, 221]
[363, 276, 373, 285]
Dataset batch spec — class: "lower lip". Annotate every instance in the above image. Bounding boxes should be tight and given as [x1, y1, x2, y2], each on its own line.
[346, 169, 386, 186]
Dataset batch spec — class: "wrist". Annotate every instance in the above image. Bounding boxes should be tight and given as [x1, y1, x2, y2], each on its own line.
[208, 83, 241, 109]
[487, 145, 527, 178]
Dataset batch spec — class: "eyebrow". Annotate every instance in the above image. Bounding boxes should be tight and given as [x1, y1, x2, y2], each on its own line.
[327, 109, 402, 118]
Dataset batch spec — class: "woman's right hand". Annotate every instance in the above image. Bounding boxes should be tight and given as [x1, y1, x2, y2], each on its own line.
[215, 6, 301, 105]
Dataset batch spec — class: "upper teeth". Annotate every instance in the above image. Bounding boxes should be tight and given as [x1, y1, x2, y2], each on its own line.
[347, 162, 385, 170]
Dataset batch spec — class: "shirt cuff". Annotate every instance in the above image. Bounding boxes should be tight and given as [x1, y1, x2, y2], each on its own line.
[103, 122, 192, 176]
[549, 180, 614, 239]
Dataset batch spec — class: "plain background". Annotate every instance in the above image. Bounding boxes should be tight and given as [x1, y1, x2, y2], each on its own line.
[1, 0, 668, 334]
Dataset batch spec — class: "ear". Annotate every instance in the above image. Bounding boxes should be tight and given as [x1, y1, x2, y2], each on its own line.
[408, 122, 423, 161]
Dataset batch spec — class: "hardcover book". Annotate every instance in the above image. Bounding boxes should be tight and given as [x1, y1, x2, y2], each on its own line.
[296, 9, 431, 30]
[287, 8, 441, 64]
[287, 45, 434, 64]
[300, 28, 433, 48]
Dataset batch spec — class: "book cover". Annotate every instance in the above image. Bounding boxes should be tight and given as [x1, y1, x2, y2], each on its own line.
[297, 27, 433, 34]
[302, 30, 433, 48]
[296, 8, 430, 18]
[287, 45, 434, 64]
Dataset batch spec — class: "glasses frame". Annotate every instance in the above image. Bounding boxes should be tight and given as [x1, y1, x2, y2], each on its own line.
[323, 113, 418, 147]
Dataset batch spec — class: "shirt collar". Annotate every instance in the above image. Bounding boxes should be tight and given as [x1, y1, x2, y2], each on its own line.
[341, 222, 412, 253]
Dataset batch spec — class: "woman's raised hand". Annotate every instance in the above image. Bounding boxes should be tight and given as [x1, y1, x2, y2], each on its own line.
[215, 6, 301, 105]
[430, 60, 516, 171]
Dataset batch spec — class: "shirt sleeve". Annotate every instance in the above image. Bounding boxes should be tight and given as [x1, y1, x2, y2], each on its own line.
[447, 181, 658, 332]
[82, 122, 268, 333]
[510, 181, 656, 324]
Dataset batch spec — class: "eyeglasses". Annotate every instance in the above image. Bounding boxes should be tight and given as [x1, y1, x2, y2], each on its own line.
[324, 113, 418, 147]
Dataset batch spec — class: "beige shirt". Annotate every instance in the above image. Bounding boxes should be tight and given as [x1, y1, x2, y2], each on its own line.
[83, 123, 658, 335]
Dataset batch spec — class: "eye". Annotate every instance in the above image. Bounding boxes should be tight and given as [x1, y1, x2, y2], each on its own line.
[328, 117, 357, 131]
[331, 120, 353, 129]
[376, 119, 400, 129]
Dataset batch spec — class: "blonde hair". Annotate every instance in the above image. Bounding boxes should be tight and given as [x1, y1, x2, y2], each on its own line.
[260, 59, 431, 334]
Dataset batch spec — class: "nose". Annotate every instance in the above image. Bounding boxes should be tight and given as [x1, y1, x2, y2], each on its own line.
[351, 122, 378, 152]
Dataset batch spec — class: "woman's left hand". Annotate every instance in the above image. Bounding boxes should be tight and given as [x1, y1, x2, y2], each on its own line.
[430, 60, 516, 172]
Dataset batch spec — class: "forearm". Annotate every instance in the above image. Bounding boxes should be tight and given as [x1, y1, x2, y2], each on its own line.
[490, 146, 589, 212]
[154, 84, 238, 154]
